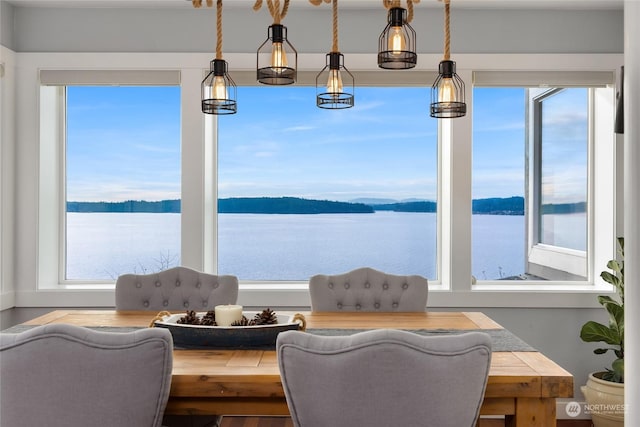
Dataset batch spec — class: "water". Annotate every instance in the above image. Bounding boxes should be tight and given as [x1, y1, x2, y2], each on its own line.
[66, 212, 584, 281]
[218, 212, 437, 280]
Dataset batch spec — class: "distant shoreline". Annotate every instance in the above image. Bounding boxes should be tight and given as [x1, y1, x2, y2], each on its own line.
[66, 196, 586, 215]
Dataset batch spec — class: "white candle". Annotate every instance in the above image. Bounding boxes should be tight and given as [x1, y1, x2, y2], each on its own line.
[215, 304, 243, 326]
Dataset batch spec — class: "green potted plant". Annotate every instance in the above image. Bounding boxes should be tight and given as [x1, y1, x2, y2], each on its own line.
[579, 236, 624, 427]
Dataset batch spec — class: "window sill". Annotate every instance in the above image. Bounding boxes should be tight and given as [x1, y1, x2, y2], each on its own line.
[13, 280, 615, 309]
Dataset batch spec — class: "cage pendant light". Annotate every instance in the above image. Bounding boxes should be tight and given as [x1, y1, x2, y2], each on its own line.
[378, 0, 418, 70]
[311, 0, 354, 109]
[199, 0, 237, 115]
[255, 0, 297, 85]
[430, 0, 466, 118]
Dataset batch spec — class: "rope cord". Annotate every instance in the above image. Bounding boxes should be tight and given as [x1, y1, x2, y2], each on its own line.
[443, 0, 450, 60]
[382, 0, 420, 23]
[216, 0, 223, 59]
[253, 0, 290, 24]
[149, 311, 172, 328]
[332, 0, 338, 52]
[191, 0, 213, 8]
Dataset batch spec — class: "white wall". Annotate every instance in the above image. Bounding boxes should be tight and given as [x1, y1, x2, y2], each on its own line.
[0, 43, 16, 311]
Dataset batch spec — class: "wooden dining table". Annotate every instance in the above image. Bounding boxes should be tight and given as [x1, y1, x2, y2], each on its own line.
[21, 310, 572, 427]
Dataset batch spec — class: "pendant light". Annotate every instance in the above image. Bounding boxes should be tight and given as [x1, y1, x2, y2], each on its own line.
[197, 0, 237, 115]
[311, 0, 354, 109]
[430, 0, 466, 118]
[255, 0, 297, 85]
[378, 0, 418, 70]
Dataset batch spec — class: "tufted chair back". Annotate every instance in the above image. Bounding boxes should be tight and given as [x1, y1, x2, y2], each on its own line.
[115, 266, 238, 311]
[308, 267, 428, 312]
[0, 323, 173, 427]
[278, 329, 491, 427]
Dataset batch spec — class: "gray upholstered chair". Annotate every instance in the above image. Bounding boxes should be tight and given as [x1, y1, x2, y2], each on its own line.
[115, 266, 235, 427]
[115, 266, 238, 311]
[0, 323, 173, 427]
[277, 329, 492, 427]
[308, 267, 428, 311]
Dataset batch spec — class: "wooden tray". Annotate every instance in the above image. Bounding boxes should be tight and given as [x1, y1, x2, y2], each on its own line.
[154, 312, 304, 349]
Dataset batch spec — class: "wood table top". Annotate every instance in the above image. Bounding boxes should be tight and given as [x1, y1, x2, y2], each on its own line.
[22, 310, 574, 400]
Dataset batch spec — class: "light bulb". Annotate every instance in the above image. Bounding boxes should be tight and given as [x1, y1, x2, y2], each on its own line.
[271, 42, 288, 69]
[212, 75, 228, 101]
[438, 78, 456, 104]
[388, 26, 406, 55]
[326, 69, 343, 95]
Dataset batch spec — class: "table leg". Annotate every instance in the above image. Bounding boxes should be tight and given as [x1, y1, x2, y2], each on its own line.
[505, 398, 556, 427]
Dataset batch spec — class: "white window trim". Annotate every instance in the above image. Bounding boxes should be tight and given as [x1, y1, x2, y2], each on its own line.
[12, 52, 622, 308]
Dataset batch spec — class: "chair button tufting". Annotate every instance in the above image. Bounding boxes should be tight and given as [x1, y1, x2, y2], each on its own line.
[203, 300, 208, 307]
[213, 282, 219, 289]
[355, 304, 361, 310]
[195, 282, 201, 289]
[383, 283, 389, 290]
[155, 281, 161, 288]
[337, 303, 343, 309]
[143, 301, 149, 308]
[392, 302, 399, 308]
[175, 281, 181, 287]
[328, 282, 334, 289]
[184, 302, 189, 308]
[344, 283, 350, 289]
[163, 300, 169, 307]
[374, 302, 381, 309]
[135, 282, 142, 289]
[402, 283, 409, 289]
[364, 282, 371, 289]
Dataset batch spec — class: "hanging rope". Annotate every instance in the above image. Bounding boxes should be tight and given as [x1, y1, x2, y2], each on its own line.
[309, 0, 338, 53]
[216, 0, 223, 59]
[253, 0, 290, 24]
[382, 0, 419, 23]
[191, 0, 213, 8]
[441, 0, 450, 60]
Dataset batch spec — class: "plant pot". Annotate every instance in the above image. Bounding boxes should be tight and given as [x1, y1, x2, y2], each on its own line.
[581, 372, 624, 427]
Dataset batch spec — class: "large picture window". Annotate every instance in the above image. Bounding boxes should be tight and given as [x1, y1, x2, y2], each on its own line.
[35, 62, 617, 299]
[63, 85, 181, 280]
[217, 85, 438, 281]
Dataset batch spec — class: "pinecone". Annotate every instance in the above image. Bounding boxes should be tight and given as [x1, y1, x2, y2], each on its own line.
[200, 310, 217, 326]
[177, 310, 200, 325]
[254, 308, 278, 325]
[231, 315, 256, 327]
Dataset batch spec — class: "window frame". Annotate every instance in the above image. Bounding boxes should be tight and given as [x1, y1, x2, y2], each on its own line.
[527, 87, 590, 281]
[23, 52, 621, 309]
[215, 73, 440, 283]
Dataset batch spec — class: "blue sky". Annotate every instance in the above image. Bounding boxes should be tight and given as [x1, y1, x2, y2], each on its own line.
[66, 85, 586, 203]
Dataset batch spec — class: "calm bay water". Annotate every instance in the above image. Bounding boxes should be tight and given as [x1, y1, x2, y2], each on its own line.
[66, 212, 584, 281]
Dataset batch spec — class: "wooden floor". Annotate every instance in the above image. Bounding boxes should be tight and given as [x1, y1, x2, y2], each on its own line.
[219, 416, 593, 427]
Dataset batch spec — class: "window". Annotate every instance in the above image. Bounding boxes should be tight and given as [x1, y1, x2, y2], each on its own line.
[32, 57, 619, 304]
[217, 85, 438, 281]
[534, 88, 588, 251]
[472, 88, 526, 280]
[64, 86, 181, 280]
[472, 71, 615, 282]
[39, 70, 182, 283]
[527, 87, 590, 280]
